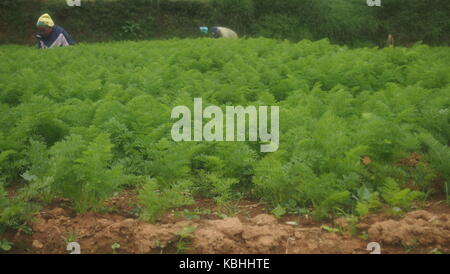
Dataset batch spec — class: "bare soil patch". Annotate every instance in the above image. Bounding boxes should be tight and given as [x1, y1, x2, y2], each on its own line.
[4, 192, 449, 254]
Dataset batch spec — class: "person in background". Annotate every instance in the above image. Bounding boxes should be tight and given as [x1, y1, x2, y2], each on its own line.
[387, 34, 395, 47]
[36, 13, 75, 49]
[200, 26, 238, 39]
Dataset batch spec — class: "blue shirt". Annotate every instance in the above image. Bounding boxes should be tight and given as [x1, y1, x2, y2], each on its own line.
[36, 25, 75, 49]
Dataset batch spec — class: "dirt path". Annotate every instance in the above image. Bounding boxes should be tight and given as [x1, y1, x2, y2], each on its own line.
[4, 194, 450, 254]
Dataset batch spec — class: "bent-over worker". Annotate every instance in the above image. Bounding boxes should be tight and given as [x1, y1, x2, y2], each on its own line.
[36, 13, 75, 49]
[200, 26, 238, 39]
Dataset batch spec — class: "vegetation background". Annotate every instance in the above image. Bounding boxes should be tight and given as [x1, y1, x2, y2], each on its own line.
[0, 0, 449, 46]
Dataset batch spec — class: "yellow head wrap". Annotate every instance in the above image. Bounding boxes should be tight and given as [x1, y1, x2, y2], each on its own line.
[37, 13, 55, 28]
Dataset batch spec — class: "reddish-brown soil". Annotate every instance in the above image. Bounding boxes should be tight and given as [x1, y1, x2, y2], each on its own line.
[3, 191, 449, 254]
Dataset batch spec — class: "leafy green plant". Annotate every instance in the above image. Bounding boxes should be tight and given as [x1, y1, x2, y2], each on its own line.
[359, 233, 369, 241]
[175, 225, 197, 254]
[0, 239, 12, 252]
[381, 178, 424, 210]
[44, 134, 126, 213]
[111, 242, 121, 254]
[121, 21, 142, 41]
[0, 182, 31, 234]
[321, 225, 340, 233]
[430, 248, 442, 254]
[271, 205, 286, 218]
[64, 232, 77, 245]
[138, 178, 194, 223]
[355, 187, 382, 217]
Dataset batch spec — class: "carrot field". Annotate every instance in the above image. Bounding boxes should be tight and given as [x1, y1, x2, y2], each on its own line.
[0, 38, 449, 253]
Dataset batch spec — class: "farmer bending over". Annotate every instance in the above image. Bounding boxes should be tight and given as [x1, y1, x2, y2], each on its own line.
[36, 13, 75, 49]
[200, 26, 238, 39]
